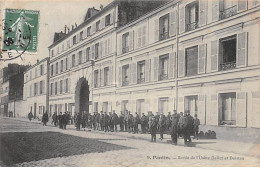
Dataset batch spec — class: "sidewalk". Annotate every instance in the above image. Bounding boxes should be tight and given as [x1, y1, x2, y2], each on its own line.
[3, 117, 260, 158]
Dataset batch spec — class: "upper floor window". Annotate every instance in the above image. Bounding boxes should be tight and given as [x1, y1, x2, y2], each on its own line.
[40, 80, 43, 94]
[65, 58, 68, 70]
[122, 32, 129, 54]
[96, 21, 100, 32]
[104, 67, 109, 86]
[105, 14, 111, 26]
[51, 65, 53, 76]
[78, 51, 82, 64]
[219, 35, 236, 71]
[186, 1, 199, 31]
[87, 26, 91, 37]
[220, 0, 237, 20]
[60, 60, 64, 73]
[86, 47, 90, 62]
[51, 50, 54, 57]
[50, 83, 53, 95]
[94, 70, 99, 88]
[55, 82, 58, 95]
[185, 46, 198, 76]
[137, 61, 145, 84]
[67, 40, 70, 48]
[72, 54, 76, 67]
[95, 43, 99, 59]
[65, 79, 69, 93]
[159, 54, 169, 80]
[80, 31, 83, 41]
[159, 14, 169, 41]
[62, 44, 64, 51]
[60, 80, 63, 94]
[73, 36, 76, 45]
[56, 62, 59, 74]
[40, 64, 44, 75]
[34, 82, 38, 96]
[122, 65, 129, 86]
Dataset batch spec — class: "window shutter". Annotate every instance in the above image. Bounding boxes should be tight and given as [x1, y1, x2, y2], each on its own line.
[251, 91, 260, 128]
[169, 52, 175, 79]
[118, 66, 122, 87]
[92, 45, 95, 59]
[236, 92, 247, 127]
[110, 12, 114, 24]
[198, 95, 206, 125]
[109, 66, 113, 85]
[118, 35, 122, 55]
[108, 38, 111, 55]
[169, 10, 177, 36]
[212, 0, 220, 22]
[142, 26, 146, 46]
[237, 32, 247, 68]
[207, 94, 218, 125]
[198, 44, 207, 74]
[211, 40, 218, 72]
[154, 18, 159, 42]
[237, 0, 247, 12]
[100, 68, 104, 87]
[178, 50, 185, 77]
[153, 56, 159, 81]
[199, 0, 207, 26]
[129, 30, 133, 51]
[145, 59, 151, 83]
[138, 27, 142, 48]
[131, 63, 137, 84]
[179, 6, 185, 34]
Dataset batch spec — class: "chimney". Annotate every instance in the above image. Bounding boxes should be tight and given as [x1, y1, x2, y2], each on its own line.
[100, 4, 103, 10]
[64, 25, 67, 34]
[37, 59, 39, 63]
[68, 28, 70, 33]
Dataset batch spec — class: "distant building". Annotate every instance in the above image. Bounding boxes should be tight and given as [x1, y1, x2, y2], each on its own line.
[23, 58, 50, 119]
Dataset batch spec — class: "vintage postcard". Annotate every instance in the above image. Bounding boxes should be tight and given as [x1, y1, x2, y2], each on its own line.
[0, 0, 259, 167]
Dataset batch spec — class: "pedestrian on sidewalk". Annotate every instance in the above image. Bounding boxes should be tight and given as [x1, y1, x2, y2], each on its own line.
[58, 112, 63, 129]
[119, 111, 124, 132]
[76, 112, 82, 131]
[158, 113, 166, 140]
[193, 114, 200, 140]
[112, 110, 118, 132]
[42, 111, 49, 126]
[170, 112, 179, 145]
[150, 117, 157, 142]
[166, 112, 171, 132]
[141, 113, 148, 134]
[28, 111, 33, 121]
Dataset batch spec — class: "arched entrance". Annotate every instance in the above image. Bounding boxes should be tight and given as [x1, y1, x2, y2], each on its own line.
[75, 77, 90, 113]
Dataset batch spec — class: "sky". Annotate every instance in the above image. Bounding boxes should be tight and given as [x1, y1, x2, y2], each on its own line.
[1, 0, 113, 67]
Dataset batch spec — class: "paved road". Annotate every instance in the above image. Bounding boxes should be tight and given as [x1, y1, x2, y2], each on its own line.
[0, 117, 259, 167]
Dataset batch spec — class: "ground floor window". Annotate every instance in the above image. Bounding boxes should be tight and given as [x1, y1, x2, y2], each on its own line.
[184, 95, 198, 116]
[121, 100, 129, 113]
[102, 102, 108, 113]
[219, 92, 236, 125]
[94, 102, 98, 113]
[158, 97, 168, 114]
[136, 99, 145, 115]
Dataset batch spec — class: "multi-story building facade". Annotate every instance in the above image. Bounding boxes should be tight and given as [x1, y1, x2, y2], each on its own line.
[48, 0, 260, 131]
[23, 58, 49, 119]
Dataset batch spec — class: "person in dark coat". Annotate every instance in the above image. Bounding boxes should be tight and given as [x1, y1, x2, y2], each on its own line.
[58, 112, 63, 129]
[93, 112, 97, 130]
[193, 114, 200, 140]
[100, 112, 105, 131]
[186, 111, 194, 142]
[112, 110, 118, 132]
[42, 112, 49, 126]
[124, 110, 128, 132]
[166, 112, 171, 132]
[109, 112, 113, 132]
[104, 112, 110, 132]
[76, 112, 81, 131]
[178, 112, 184, 137]
[170, 112, 179, 145]
[95, 112, 100, 130]
[140, 113, 148, 134]
[182, 111, 192, 143]
[133, 113, 140, 133]
[150, 117, 157, 142]
[158, 113, 166, 140]
[127, 112, 133, 133]
[62, 112, 69, 129]
[119, 111, 124, 132]
[28, 111, 33, 121]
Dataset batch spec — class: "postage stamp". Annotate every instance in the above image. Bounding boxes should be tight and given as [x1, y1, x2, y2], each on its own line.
[1, 9, 39, 54]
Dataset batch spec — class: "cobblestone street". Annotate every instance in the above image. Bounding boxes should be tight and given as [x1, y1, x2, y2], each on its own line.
[0, 117, 259, 167]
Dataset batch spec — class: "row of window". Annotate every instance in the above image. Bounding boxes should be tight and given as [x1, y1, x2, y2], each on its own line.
[51, 13, 113, 57]
[51, 39, 111, 77]
[25, 64, 44, 82]
[26, 80, 45, 98]
[50, 79, 70, 96]
[93, 67, 112, 88]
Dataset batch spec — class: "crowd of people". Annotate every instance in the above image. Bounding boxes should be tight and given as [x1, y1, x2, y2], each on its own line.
[28, 109, 200, 145]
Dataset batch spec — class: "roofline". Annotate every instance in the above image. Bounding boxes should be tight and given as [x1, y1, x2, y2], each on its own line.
[24, 57, 50, 73]
[48, 0, 117, 49]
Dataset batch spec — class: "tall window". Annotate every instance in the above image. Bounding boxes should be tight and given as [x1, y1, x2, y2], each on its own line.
[186, 1, 199, 31]
[40, 64, 44, 75]
[137, 61, 145, 84]
[65, 79, 69, 93]
[185, 46, 198, 76]
[86, 47, 90, 62]
[72, 54, 76, 67]
[159, 54, 169, 80]
[65, 58, 68, 70]
[34, 83, 38, 96]
[60, 60, 64, 73]
[122, 32, 129, 54]
[159, 14, 169, 41]
[159, 97, 169, 114]
[80, 31, 83, 41]
[50, 83, 53, 95]
[40, 81, 43, 94]
[78, 51, 82, 64]
[55, 82, 58, 95]
[219, 35, 236, 71]
[94, 70, 99, 88]
[105, 14, 111, 26]
[122, 65, 129, 86]
[184, 95, 198, 116]
[219, 92, 236, 125]
[56, 62, 58, 74]
[95, 43, 99, 59]
[51, 65, 53, 76]
[220, 0, 237, 19]
[60, 80, 63, 94]
[51, 50, 54, 57]
[104, 67, 109, 86]
[87, 26, 91, 37]
[96, 21, 100, 31]
[73, 36, 76, 45]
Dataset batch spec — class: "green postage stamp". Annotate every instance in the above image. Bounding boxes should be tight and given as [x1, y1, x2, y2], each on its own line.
[2, 9, 39, 53]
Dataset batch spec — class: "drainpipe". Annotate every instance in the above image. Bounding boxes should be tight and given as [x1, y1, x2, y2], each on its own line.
[175, 2, 180, 112]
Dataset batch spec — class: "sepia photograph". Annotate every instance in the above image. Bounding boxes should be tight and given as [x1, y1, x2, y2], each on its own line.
[0, 0, 259, 167]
